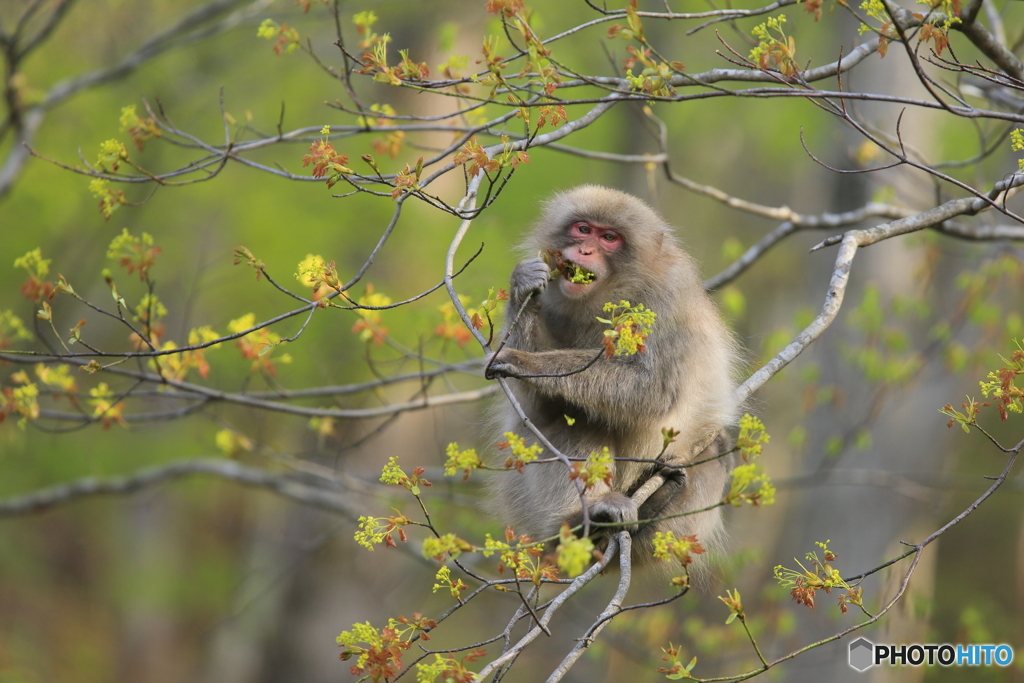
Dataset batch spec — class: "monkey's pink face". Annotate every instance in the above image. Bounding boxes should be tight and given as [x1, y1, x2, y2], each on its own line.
[559, 221, 623, 297]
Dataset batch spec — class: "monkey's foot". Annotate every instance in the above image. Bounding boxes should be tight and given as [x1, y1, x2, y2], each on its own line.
[636, 467, 686, 527]
[589, 492, 639, 534]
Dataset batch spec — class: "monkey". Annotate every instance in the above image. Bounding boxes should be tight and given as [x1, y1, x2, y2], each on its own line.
[485, 185, 740, 567]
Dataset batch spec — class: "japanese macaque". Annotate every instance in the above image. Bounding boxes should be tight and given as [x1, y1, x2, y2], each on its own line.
[486, 185, 739, 566]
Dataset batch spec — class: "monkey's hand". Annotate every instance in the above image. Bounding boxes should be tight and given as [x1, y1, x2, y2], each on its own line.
[509, 257, 550, 307]
[484, 347, 524, 380]
[589, 492, 639, 534]
[636, 467, 686, 526]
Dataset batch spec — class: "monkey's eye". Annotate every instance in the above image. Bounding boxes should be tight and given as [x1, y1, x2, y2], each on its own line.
[570, 221, 592, 235]
[600, 232, 619, 243]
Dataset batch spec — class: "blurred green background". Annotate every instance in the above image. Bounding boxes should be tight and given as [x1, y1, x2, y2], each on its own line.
[1, 1, 1023, 682]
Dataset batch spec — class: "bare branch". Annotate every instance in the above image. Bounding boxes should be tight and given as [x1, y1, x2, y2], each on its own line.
[0, 458, 363, 519]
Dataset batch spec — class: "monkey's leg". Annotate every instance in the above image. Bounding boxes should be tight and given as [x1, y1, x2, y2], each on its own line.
[634, 467, 686, 528]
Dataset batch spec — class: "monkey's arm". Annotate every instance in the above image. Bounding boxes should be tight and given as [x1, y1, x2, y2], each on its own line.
[501, 257, 554, 351]
[486, 347, 675, 423]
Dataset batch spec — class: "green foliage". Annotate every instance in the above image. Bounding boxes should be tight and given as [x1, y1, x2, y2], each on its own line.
[302, 127, 353, 189]
[773, 540, 863, 614]
[598, 300, 657, 358]
[378, 456, 431, 495]
[336, 614, 437, 682]
[978, 342, 1024, 420]
[1013, 129, 1024, 172]
[736, 414, 770, 461]
[214, 429, 252, 456]
[482, 526, 555, 582]
[568, 447, 615, 490]
[0, 310, 31, 348]
[724, 415, 774, 506]
[720, 286, 746, 319]
[227, 313, 293, 373]
[554, 523, 594, 578]
[348, 285, 392, 344]
[354, 513, 412, 550]
[941, 340, 1024, 429]
[431, 566, 467, 600]
[652, 530, 706, 570]
[657, 643, 698, 680]
[749, 15, 798, 77]
[415, 650, 485, 683]
[718, 588, 744, 624]
[496, 432, 543, 472]
[725, 462, 776, 506]
[107, 228, 161, 281]
[257, 18, 301, 55]
[845, 283, 923, 384]
[422, 533, 474, 561]
[444, 442, 483, 480]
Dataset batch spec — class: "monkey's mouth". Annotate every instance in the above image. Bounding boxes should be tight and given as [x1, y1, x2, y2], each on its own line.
[557, 260, 597, 286]
[543, 249, 597, 287]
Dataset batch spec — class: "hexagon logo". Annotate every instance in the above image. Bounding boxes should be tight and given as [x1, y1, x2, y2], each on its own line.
[849, 637, 875, 672]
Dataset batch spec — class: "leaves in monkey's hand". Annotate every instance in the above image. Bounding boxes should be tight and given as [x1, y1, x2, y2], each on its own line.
[598, 301, 657, 358]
